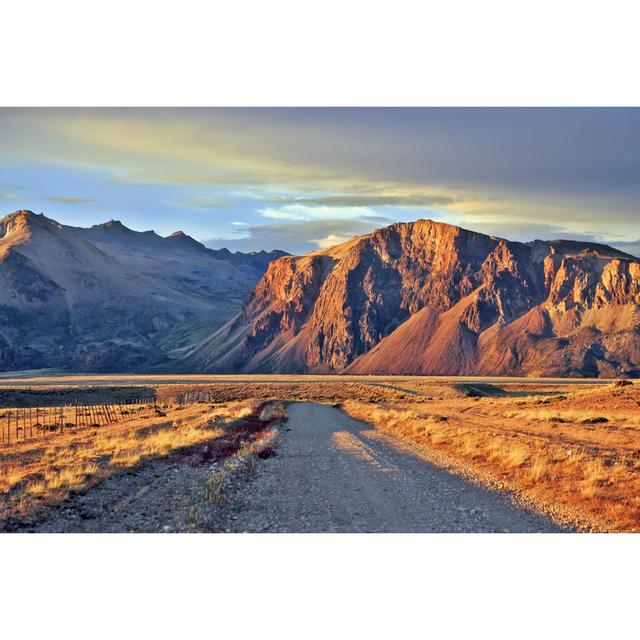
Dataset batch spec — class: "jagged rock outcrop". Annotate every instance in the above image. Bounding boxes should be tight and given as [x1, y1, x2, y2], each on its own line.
[183, 219, 640, 377]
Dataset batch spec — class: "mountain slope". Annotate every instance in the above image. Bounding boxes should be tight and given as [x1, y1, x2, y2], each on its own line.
[0, 210, 284, 371]
[183, 219, 640, 377]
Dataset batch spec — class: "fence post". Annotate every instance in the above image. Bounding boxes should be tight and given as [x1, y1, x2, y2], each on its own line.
[0, 394, 179, 447]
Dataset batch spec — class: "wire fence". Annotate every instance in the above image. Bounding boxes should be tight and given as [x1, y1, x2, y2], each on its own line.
[174, 389, 223, 405]
[0, 396, 166, 446]
[0, 388, 236, 447]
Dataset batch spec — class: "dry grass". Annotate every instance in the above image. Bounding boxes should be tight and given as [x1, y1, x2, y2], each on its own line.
[0, 400, 258, 524]
[155, 381, 415, 404]
[343, 382, 640, 532]
[0, 385, 155, 407]
[3, 376, 639, 532]
[202, 426, 279, 508]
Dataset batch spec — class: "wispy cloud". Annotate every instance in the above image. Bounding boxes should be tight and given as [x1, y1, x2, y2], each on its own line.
[0, 181, 26, 191]
[0, 180, 27, 204]
[605, 239, 640, 259]
[48, 196, 94, 205]
[265, 193, 461, 208]
[314, 233, 358, 249]
[258, 204, 376, 222]
[0, 192, 24, 202]
[457, 219, 609, 243]
[1, 108, 640, 250]
[170, 196, 234, 209]
[205, 216, 394, 255]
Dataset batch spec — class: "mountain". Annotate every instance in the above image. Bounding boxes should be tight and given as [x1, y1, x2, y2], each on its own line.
[0, 210, 285, 371]
[182, 219, 640, 377]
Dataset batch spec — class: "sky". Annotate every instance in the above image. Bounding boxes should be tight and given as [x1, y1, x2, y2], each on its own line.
[1, 108, 639, 256]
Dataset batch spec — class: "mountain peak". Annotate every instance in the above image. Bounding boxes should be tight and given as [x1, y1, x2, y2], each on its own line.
[92, 219, 132, 233]
[166, 230, 208, 252]
[546, 238, 635, 261]
[2, 209, 48, 224]
[184, 217, 640, 378]
[7, 209, 36, 218]
[0, 209, 285, 372]
[0, 210, 55, 241]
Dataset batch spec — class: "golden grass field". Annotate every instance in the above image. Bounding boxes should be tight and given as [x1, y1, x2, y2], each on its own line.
[342, 381, 640, 532]
[0, 375, 638, 532]
[0, 399, 260, 526]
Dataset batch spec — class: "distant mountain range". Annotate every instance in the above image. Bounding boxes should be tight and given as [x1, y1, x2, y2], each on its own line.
[182, 219, 640, 378]
[0, 210, 285, 371]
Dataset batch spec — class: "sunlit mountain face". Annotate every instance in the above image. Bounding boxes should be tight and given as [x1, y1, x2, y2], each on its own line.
[182, 218, 640, 378]
[1, 108, 639, 257]
[1, 108, 639, 374]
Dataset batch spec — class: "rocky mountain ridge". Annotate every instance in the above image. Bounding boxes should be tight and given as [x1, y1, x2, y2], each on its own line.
[182, 219, 640, 377]
[0, 210, 285, 371]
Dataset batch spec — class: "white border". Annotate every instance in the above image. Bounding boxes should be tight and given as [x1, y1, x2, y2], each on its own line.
[1, 1, 639, 637]
[1, 533, 639, 639]
[1, 0, 639, 106]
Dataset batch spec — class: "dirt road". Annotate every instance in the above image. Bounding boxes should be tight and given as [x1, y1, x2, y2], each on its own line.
[224, 403, 565, 532]
[23, 402, 566, 533]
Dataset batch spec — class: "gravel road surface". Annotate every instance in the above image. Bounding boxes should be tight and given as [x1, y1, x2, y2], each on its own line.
[20, 402, 566, 533]
[225, 402, 565, 532]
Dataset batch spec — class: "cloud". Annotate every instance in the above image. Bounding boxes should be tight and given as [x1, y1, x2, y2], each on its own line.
[440, 218, 640, 258]
[170, 196, 233, 209]
[314, 233, 358, 249]
[258, 204, 376, 222]
[3, 109, 347, 190]
[205, 214, 640, 258]
[2, 108, 640, 246]
[0, 192, 24, 202]
[265, 193, 460, 207]
[0, 181, 27, 203]
[455, 220, 604, 243]
[204, 216, 394, 255]
[6, 108, 634, 198]
[608, 240, 640, 259]
[0, 181, 26, 190]
[48, 195, 94, 205]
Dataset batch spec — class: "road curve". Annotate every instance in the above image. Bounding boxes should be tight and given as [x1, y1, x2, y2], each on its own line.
[226, 403, 566, 533]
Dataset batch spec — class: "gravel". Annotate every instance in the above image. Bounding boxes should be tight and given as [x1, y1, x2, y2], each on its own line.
[221, 402, 566, 533]
[23, 402, 567, 533]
